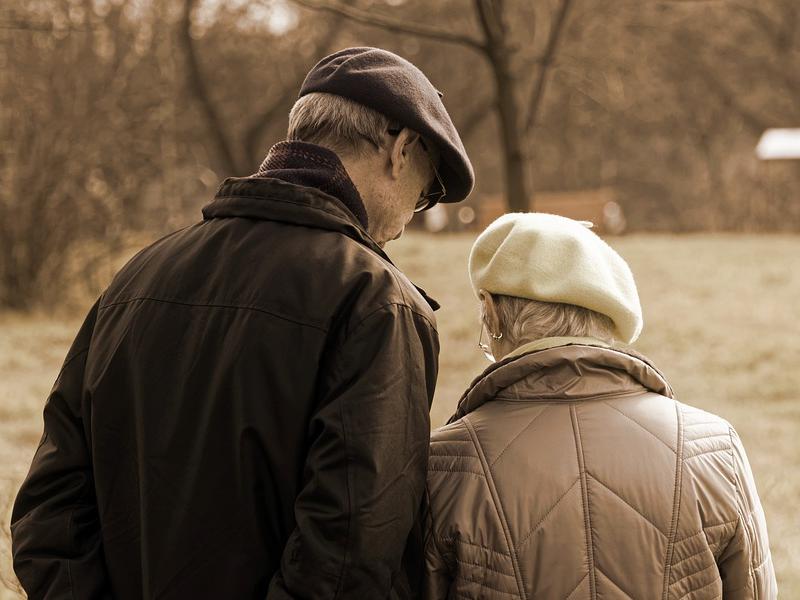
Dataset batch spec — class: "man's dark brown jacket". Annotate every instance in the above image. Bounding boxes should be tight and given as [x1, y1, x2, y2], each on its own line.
[11, 175, 439, 599]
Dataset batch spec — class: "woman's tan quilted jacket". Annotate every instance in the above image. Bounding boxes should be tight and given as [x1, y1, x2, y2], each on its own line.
[424, 343, 776, 599]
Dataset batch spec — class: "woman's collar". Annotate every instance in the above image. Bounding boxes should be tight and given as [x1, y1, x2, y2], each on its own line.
[502, 336, 611, 361]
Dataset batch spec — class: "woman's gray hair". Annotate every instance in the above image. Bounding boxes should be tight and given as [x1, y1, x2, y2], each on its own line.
[287, 92, 399, 156]
[490, 294, 617, 347]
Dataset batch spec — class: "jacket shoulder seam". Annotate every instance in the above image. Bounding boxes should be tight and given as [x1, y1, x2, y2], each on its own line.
[490, 406, 549, 468]
[662, 399, 685, 600]
[350, 302, 437, 335]
[462, 417, 528, 599]
[382, 256, 410, 308]
[430, 420, 471, 444]
[337, 233, 436, 316]
[569, 404, 596, 598]
[753, 549, 772, 572]
[728, 426, 759, 599]
[56, 347, 90, 381]
[98, 296, 329, 333]
[601, 400, 676, 453]
[728, 426, 750, 515]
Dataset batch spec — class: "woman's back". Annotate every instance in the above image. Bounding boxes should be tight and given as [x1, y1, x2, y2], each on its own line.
[424, 343, 775, 599]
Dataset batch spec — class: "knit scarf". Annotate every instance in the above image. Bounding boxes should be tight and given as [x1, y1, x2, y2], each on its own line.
[252, 141, 369, 229]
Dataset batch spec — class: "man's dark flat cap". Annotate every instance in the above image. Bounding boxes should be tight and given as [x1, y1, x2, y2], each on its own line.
[299, 46, 475, 204]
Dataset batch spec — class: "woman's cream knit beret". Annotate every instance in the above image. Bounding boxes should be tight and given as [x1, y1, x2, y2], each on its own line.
[468, 212, 643, 343]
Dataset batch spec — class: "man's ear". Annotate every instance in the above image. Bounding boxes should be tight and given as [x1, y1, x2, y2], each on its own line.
[388, 128, 420, 180]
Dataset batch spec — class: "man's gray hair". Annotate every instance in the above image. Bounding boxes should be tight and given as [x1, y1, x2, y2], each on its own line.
[491, 294, 617, 347]
[287, 92, 399, 156]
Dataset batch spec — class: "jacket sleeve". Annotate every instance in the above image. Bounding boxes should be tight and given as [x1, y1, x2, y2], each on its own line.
[268, 303, 439, 599]
[10, 300, 111, 600]
[421, 491, 453, 600]
[716, 426, 777, 599]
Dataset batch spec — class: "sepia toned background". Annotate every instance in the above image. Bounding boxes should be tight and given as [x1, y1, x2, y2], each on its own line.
[1, 0, 798, 597]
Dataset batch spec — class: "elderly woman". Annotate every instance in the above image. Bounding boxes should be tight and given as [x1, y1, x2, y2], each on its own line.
[423, 213, 776, 599]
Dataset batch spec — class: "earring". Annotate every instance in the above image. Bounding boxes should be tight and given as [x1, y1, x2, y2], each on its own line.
[478, 324, 495, 362]
[491, 331, 503, 341]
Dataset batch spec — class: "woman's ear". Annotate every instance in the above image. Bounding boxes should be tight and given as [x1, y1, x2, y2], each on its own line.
[388, 128, 420, 179]
[478, 290, 501, 336]
[478, 290, 488, 322]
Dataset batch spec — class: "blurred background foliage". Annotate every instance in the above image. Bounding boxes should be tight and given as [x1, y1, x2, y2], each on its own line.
[1, 0, 799, 309]
[2, 2, 800, 596]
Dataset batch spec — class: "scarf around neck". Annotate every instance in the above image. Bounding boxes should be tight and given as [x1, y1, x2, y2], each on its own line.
[252, 141, 369, 229]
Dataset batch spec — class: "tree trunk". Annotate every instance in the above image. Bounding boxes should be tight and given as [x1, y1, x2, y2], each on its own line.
[475, 0, 530, 212]
[493, 64, 529, 212]
[179, 0, 242, 175]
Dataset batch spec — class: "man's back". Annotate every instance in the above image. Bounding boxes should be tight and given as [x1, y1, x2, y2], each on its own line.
[12, 43, 476, 598]
[12, 177, 439, 599]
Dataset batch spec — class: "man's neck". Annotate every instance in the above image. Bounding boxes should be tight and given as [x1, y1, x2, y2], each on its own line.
[252, 141, 369, 229]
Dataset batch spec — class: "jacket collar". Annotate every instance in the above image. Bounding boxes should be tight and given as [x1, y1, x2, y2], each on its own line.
[252, 141, 369, 229]
[449, 343, 674, 423]
[202, 176, 440, 311]
[504, 336, 611, 360]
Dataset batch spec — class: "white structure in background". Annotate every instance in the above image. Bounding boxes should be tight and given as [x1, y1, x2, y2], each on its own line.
[755, 128, 800, 160]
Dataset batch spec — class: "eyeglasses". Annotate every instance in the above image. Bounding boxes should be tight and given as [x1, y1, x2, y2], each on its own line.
[386, 128, 446, 212]
[415, 138, 447, 212]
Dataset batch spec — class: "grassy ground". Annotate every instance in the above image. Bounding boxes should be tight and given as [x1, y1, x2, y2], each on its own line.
[1, 232, 798, 597]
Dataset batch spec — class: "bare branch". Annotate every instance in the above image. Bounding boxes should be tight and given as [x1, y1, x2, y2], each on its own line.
[655, 0, 733, 3]
[524, 0, 573, 133]
[472, 0, 530, 211]
[727, 1, 779, 39]
[0, 20, 90, 32]
[701, 68, 771, 132]
[178, 0, 240, 174]
[243, 88, 298, 169]
[473, 0, 504, 47]
[288, 0, 487, 53]
[458, 94, 495, 143]
[242, 8, 346, 167]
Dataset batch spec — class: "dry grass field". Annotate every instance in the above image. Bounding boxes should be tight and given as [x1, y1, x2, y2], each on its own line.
[1, 232, 798, 597]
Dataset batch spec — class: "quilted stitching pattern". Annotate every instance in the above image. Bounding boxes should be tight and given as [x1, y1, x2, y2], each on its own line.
[586, 472, 669, 537]
[428, 421, 523, 599]
[424, 348, 776, 600]
[516, 478, 580, 551]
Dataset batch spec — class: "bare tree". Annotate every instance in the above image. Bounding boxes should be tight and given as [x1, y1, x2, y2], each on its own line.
[472, 1, 529, 212]
[289, 0, 573, 212]
[179, 0, 347, 176]
[524, 0, 573, 135]
[180, 0, 241, 175]
[0, 0, 169, 308]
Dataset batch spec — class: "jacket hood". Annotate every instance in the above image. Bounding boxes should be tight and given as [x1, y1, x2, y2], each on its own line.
[449, 343, 674, 422]
[203, 176, 440, 311]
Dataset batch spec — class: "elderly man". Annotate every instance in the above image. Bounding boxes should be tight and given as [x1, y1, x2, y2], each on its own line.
[11, 47, 473, 599]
